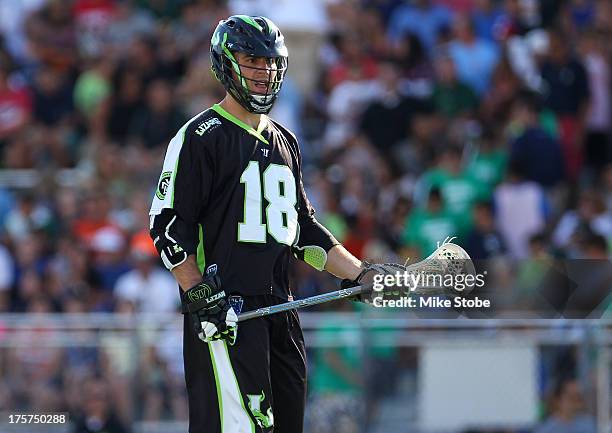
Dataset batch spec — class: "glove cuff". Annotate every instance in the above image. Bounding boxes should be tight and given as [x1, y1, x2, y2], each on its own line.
[355, 260, 373, 283]
[181, 281, 226, 314]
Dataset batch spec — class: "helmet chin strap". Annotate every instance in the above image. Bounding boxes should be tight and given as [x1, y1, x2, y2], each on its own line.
[251, 94, 273, 111]
[228, 88, 271, 114]
[234, 80, 276, 114]
[225, 58, 286, 114]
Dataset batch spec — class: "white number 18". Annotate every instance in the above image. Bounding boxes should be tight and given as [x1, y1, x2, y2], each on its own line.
[238, 161, 297, 245]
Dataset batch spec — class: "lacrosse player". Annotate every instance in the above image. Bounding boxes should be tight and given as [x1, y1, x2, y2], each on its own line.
[148, 15, 401, 433]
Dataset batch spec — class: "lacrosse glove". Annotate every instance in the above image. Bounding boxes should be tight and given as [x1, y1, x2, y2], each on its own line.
[341, 261, 406, 303]
[181, 268, 237, 345]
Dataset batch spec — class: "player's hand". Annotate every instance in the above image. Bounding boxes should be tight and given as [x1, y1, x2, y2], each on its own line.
[341, 261, 406, 303]
[182, 268, 238, 345]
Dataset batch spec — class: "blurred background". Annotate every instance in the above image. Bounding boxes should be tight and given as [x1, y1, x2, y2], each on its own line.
[0, 0, 611, 432]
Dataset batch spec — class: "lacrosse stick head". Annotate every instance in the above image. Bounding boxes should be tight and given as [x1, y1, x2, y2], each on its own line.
[426, 242, 474, 276]
[404, 240, 476, 296]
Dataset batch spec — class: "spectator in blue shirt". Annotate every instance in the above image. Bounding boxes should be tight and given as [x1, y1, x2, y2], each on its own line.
[387, 0, 452, 51]
[535, 377, 596, 433]
[509, 92, 565, 188]
[471, 0, 507, 41]
[448, 13, 500, 95]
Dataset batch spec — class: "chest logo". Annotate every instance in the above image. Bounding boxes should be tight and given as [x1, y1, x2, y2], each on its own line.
[195, 118, 221, 136]
[261, 148, 269, 157]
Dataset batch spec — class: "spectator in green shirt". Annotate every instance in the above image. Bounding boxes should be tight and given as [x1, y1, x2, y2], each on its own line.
[431, 54, 479, 118]
[466, 128, 508, 195]
[402, 187, 460, 256]
[415, 146, 489, 233]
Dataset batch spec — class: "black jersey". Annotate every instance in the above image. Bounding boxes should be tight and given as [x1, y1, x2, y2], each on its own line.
[149, 104, 338, 299]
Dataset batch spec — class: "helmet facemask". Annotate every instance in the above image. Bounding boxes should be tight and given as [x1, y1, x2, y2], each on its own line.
[222, 52, 288, 114]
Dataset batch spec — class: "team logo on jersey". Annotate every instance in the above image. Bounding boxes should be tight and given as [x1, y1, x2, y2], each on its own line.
[156, 171, 172, 200]
[247, 391, 274, 429]
[195, 118, 221, 136]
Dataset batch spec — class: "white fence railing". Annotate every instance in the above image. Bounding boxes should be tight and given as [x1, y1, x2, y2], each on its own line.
[0, 313, 610, 433]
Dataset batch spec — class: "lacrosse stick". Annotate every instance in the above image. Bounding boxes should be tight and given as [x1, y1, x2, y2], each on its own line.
[238, 238, 475, 322]
[401, 237, 476, 296]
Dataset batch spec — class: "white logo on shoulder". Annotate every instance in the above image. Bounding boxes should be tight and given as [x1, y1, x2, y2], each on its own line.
[196, 118, 222, 136]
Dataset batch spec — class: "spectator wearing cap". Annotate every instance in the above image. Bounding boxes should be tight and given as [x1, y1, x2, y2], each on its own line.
[113, 232, 178, 313]
[89, 226, 129, 302]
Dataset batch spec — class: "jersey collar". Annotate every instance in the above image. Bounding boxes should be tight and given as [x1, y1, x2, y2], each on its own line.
[212, 103, 269, 145]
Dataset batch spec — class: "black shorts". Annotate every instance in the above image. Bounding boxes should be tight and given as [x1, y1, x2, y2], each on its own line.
[183, 295, 307, 433]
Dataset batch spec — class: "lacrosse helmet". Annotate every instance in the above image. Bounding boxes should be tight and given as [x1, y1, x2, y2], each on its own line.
[210, 15, 288, 114]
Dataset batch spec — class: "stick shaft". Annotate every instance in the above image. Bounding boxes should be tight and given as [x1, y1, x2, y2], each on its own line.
[237, 283, 371, 322]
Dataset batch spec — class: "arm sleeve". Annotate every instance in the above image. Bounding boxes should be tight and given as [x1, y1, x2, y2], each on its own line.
[291, 155, 339, 271]
[149, 126, 213, 270]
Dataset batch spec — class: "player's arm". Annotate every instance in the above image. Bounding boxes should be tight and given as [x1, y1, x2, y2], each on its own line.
[172, 256, 202, 291]
[149, 128, 237, 344]
[324, 244, 361, 280]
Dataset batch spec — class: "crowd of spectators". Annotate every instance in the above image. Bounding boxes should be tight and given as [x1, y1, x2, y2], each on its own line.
[0, 0, 610, 431]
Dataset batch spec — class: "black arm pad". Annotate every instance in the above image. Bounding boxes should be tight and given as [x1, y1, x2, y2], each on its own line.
[149, 208, 199, 271]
